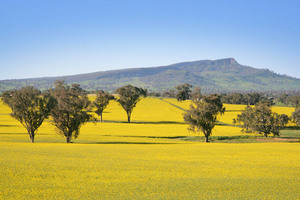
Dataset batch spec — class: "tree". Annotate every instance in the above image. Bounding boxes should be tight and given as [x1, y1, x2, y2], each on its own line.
[1, 87, 55, 143]
[291, 108, 300, 127]
[234, 102, 289, 137]
[287, 95, 300, 107]
[243, 93, 262, 105]
[184, 94, 225, 142]
[50, 80, 92, 143]
[93, 90, 114, 122]
[232, 105, 255, 133]
[115, 85, 147, 123]
[229, 93, 244, 104]
[162, 89, 176, 98]
[258, 98, 275, 106]
[191, 86, 202, 102]
[277, 113, 290, 128]
[278, 93, 289, 106]
[175, 83, 193, 101]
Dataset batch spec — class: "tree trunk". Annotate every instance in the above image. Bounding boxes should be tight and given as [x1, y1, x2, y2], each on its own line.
[127, 111, 131, 123]
[30, 135, 35, 143]
[205, 135, 209, 143]
[29, 131, 35, 143]
[66, 135, 71, 143]
[127, 115, 131, 123]
[264, 133, 268, 137]
[100, 113, 103, 122]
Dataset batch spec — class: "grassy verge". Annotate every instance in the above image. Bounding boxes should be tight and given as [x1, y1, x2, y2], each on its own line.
[176, 129, 300, 143]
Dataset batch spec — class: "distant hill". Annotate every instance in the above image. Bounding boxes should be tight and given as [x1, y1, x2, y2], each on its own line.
[1, 58, 299, 93]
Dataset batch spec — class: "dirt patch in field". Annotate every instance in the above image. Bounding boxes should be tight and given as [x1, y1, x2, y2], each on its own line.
[273, 138, 300, 142]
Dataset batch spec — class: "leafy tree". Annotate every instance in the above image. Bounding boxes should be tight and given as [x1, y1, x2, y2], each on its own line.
[1, 87, 55, 143]
[277, 113, 290, 127]
[176, 83, 193, 101]
[243, 92, 262, 105]
[258, 98, 275, 106]
[291, 108, 300, 127]
[93, 90, 115, 122]
[184, 94, 225, 142]
[229, 93, 244, 104]
[287, 95, 300, 107]
[115, 85, 147, 123]
[234, 102, 289, 137]
[278, 93, 289, 105]
[50, 81, 92, 143]
[148, 92, 161, 97]
[162, 89, 176, 98]
[232, 105, 255, 133]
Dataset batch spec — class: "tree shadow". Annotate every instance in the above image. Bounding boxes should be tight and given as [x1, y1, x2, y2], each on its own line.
[80, 141, 177, 145]
[0, 132, 25, 135]
[0, 125, 17, 127]
[102, 135, 187, 139]
[225, 110, 243, 112]
[101, 120, 185, 125]
[216, 121, 237, 127]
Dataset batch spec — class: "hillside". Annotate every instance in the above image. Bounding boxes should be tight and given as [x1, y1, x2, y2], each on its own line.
[1, 58, 299, 93]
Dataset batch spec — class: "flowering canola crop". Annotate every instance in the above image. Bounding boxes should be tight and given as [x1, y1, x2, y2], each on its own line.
[0, 97, 299, 199]
[1, 143, 299, 199]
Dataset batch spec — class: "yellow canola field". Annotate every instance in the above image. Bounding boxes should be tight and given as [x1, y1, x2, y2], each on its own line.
[1, 142, 299, 199]
[162, 98, 248, 125]
[163, 98, 297, 125]
[0, 97, 300, 199]
[1, 97, 296, 144]
[0, 98, 245, 144]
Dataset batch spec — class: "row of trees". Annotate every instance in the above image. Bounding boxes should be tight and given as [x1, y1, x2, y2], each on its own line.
[2, 81, 146, 143]
[159, 83, 202, 102]
[278, 94, 300, 107]
[221, 92, 300, 107]
[183, 94, 300, 142]
[149, 83, 197, 101]
[149, 83, 300, 107]
[220, 92, 274, 106]
[2, 81, 300, 144]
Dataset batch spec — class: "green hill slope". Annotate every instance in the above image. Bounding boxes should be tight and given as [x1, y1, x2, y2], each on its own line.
[1, 58, 299, 92]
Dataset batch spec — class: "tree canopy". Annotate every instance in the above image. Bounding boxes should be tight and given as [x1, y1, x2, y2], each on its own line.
[1, 86, 55, 143]
[115, 85, 147, 123]
[184, 94, 225, 142]
[50, 80, 92, 143]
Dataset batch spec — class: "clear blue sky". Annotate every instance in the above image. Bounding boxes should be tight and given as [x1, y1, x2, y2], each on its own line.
[1, 0, 300, 80]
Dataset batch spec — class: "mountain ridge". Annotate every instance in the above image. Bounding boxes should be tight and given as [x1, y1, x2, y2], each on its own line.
[1, 58, 299, 93]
